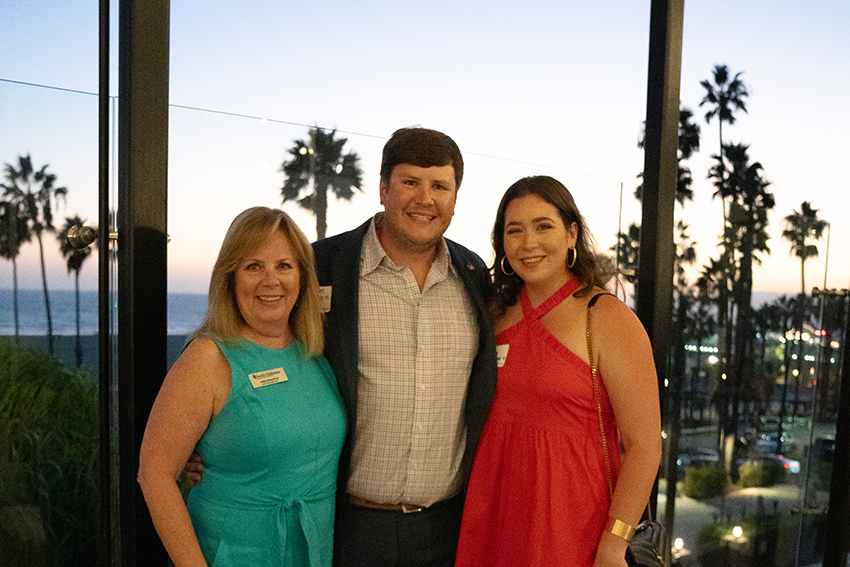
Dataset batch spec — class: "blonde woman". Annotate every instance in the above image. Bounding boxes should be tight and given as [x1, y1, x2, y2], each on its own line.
[139, 207, 345, 567]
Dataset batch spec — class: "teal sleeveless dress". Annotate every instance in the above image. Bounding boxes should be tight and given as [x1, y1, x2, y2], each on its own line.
[186, 338, 346, 567]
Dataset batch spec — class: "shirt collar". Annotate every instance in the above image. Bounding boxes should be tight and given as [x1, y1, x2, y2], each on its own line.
[361, 214, 456, 278]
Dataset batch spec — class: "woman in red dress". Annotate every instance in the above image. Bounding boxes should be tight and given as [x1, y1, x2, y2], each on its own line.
[455, 176, 662, 567]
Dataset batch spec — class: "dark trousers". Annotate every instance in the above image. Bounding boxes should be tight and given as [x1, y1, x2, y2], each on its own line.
[333, 496, 463, 567]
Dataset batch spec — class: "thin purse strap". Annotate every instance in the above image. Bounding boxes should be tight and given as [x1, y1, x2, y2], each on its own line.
[586, 292, 615, 498]
[586, 292, 654, 522]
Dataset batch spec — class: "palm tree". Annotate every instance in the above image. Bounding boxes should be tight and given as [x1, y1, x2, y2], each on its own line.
[700, 65, 749, 383]
[674, 220, 698, 287]
[685, 298, 715, 422]
[699, 64, 748, 172]
[1, 154, 67, 353]
[611, 222, 640, 285]
[627, 106, 700, 299]
[710, 143, 774, 476]
[772, 294, 814, 448]
[782, 201, 828, 295]
[58, 216, 95, 366]
[0, 199, 32, 337]
[753, 300, 785, 367]
[281, 127, 363, 239]
[635, 106, 701, 205]
[663, 220, 698, 542]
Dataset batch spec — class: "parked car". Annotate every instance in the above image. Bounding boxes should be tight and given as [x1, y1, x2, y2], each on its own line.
[763, 453, 801, 474]
[677, 448, 720, 468]
[755, 432, 796, 454]
[759, 415, 782, 432]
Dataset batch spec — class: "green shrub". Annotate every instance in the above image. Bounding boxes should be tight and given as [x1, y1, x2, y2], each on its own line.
[695, 514, 785, 564]
[738, 458, 785, 488]
[0, 338, 98, 566]
[683, 463, 727, 499]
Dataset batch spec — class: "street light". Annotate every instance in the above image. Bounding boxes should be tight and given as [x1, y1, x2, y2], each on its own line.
[732, 526, 742, 539]
[671, 537, 693, 566]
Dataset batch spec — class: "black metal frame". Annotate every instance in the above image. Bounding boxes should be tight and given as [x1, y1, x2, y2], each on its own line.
[99, 0, 170, 564]
[636, 0, 684, 547]
[94, 1, 850, 564]
[824, 291, 850, 566]
[97, 0, 111, 564]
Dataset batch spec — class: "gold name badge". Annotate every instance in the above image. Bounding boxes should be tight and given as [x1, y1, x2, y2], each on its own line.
[248, 367, 288, 388]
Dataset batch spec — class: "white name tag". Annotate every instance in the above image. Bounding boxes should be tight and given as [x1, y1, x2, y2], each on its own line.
[248, 367, 288, 388]
[319, 286, 332, 313]
[496, 344, 510, 368]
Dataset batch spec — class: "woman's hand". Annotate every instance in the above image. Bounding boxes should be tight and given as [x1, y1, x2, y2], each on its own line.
[593, 530, 630, 567]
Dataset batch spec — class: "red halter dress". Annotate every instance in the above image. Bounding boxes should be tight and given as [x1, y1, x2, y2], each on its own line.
[455, 277, 621, 566]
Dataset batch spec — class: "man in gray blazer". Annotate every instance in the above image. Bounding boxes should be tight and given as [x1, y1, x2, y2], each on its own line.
[313, 127, 497, 567]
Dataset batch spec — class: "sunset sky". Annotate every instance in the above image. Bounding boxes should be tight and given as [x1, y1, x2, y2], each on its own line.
[2, 0, 849, 300]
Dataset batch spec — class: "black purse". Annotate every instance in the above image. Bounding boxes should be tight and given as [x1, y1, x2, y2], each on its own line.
[624, 520, 666, 567]
[586, 293, 668, 567]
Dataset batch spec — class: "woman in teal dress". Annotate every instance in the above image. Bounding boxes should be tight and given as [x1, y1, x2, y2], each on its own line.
[139, 207, 346, 567]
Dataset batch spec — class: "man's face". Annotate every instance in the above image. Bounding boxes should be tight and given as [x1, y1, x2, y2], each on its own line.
[378, 163, 457, 255]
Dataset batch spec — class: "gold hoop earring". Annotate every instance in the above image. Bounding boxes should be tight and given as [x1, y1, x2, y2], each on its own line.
[500, 256, 515, 276]
[566, 247, 577, 269]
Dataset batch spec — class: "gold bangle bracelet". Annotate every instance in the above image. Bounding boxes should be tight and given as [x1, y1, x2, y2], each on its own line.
[606, 517, 636, 541]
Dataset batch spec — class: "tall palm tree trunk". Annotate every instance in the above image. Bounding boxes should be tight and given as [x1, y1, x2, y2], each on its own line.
[693, 337, 705, 421]
[74, 270, 82, 367]
[12, 257, 20, 338]
[316, 180, 328, 240]
[664, 293, 689, 545]
[36, 232, 54, 353]
[793, 332, 804, 420]
[777, 327, 792, 454]
[729, 230, 755, 481]
[716, 283, 731, 464]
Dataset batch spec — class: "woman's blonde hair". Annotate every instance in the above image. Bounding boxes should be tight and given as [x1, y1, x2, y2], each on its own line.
[190, 207, 324, 356]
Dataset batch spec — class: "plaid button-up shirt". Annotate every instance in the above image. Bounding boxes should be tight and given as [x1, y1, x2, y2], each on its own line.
[346, 218, 479, 506]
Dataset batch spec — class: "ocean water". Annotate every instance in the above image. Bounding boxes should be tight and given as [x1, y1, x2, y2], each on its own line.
[0, 288, 208, 336]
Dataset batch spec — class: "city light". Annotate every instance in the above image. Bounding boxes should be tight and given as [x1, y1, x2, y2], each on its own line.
[684, 345, 719, 353]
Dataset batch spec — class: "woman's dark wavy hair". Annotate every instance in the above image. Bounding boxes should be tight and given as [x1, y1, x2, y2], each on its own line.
[491, 175, 616, 319]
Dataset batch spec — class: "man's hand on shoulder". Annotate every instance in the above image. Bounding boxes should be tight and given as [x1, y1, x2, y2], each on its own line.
[180, 451, 205, 486]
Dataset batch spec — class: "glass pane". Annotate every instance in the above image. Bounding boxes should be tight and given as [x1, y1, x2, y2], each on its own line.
[165, 2, 645, 347]
[0, 4, 103, 566]
[163, 4, 849, 567]
[666, 4, 848, 566]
